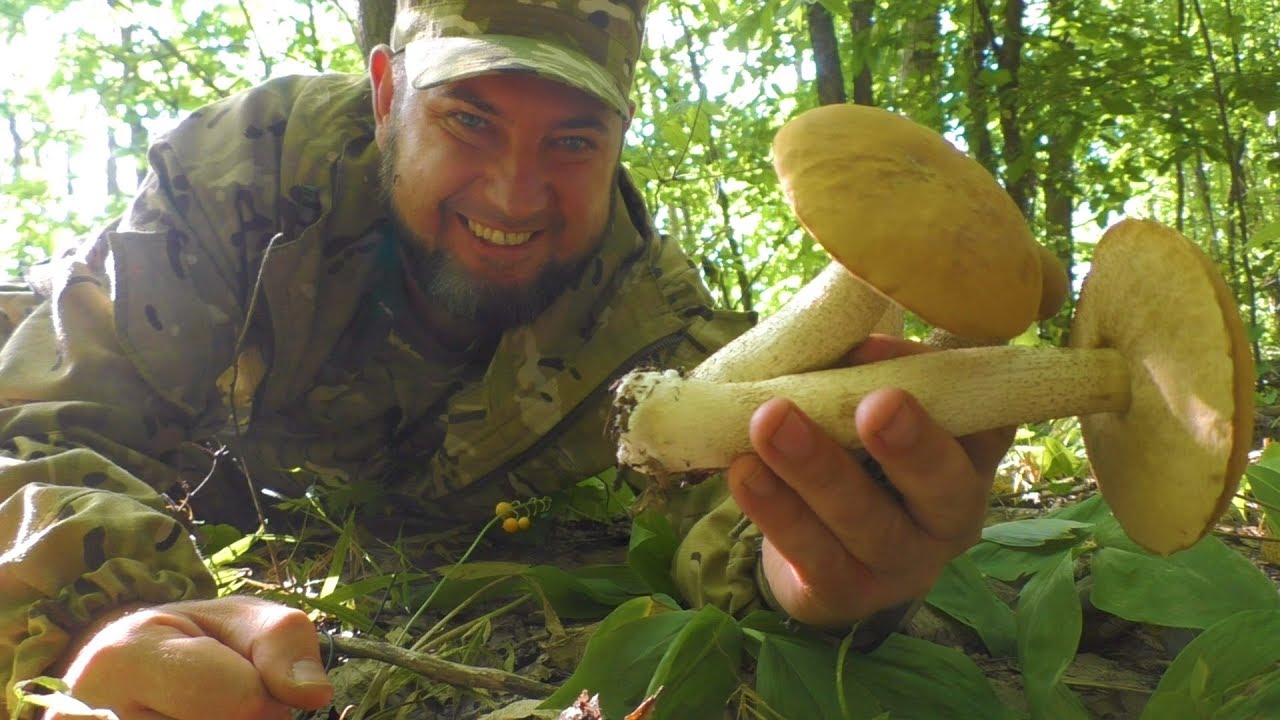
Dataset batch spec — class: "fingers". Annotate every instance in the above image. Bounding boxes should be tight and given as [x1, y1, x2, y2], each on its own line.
[741, 398, 917, 565]
[60, 609, 296, 720]
[855, 388, 990, 544]
[172, 597, 334, 710]
[727, 398, 922, 624]
[729, 384, 1010, 626]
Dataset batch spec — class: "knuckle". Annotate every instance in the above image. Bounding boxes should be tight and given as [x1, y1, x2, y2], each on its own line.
[258, 605, 314, 635]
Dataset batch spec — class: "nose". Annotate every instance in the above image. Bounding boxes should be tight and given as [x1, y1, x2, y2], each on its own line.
[484, 146, 551, 222]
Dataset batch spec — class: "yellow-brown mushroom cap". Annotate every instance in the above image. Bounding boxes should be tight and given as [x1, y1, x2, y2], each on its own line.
[1071, 219, 1254, 555]
[772, 104, 1043, 339]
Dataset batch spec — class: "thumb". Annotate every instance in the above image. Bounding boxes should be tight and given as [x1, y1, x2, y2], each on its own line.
[178, 597, 334, 709]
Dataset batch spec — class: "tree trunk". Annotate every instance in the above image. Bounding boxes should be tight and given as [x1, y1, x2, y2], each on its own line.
[896, 3, 943, 131]
[848, 0, 876, 106]
[357, 0, 397, 58]
[995, 0, 1032, 218]
[964, 0, 996, 173]
[806, 3, 847, 105]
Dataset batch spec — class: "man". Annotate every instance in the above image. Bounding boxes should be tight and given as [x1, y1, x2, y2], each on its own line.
[0, 1, 1009, 717]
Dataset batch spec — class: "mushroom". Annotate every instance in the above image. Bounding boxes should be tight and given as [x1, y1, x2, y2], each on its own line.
[927, 243, 1072, 349]
[688, 103, 1057, 383]
[613, 219, 1253, 555]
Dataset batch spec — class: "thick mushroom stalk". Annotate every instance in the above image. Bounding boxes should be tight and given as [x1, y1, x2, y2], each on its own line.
[614, 220, 1254, 556]
[616, 346, 1129, 468]
[691, 262, 887, 382]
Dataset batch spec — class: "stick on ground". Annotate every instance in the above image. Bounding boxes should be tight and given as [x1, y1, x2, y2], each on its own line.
[322, 632, 557, 699]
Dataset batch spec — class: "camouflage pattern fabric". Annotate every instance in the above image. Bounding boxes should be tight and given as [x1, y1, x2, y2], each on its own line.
[393, 0, 646, 116]
[0, 72, 759, 716]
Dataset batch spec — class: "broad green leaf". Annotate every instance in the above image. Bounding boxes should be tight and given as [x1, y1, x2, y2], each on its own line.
[645, 604, 744, 718]
[1046, 493, 1112, 525]
[756, 635, 883, 720]
[413, 562, 641, 618]
[1142, 609, 1280, 719]
[628, 508, 680, 597]
[1016, 552, 1089, 719]
[967, 540, 1070, 583]
[1213, 667, 1280, 719]
[981, 518, 1094, 548]
[926, 554, 1017, 657]
[1246, 450, 1280, 536]
[844, 634, 1019, 719]
[538, 596, 689, 718]
[1091, 537, 1280, 629]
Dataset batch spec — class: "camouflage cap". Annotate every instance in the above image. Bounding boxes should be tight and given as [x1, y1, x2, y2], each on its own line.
[391, 0, 648, 116]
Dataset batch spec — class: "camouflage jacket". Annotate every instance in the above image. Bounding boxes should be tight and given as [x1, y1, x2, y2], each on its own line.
[0, 73, 763, 715]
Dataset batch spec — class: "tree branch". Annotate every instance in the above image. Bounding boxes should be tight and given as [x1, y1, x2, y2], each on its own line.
[323, 632, 558, 698]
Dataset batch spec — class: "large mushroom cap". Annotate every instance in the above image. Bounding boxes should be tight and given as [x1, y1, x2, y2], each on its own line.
[1071, 219, 1254, 555]
[772, 104, 1043, 339]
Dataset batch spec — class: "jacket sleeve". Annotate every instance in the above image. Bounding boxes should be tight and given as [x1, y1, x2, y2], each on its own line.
[0, 81, 284, 715]
[0, 264, 220, 717]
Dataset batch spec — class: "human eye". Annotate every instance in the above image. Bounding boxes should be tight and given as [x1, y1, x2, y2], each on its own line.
[552, 135, 598, 153]
[450, 110, 488, 130]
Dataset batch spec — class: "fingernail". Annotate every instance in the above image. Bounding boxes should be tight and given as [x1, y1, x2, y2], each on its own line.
[770, 408, 813, 459]
[877, 397, 920, 451]
[291, 659, 331, 688]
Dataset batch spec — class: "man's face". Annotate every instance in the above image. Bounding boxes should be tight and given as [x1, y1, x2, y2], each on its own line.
[375, 66, 629, 328]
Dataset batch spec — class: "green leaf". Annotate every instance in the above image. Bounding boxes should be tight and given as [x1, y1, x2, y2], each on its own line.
[1142, 609, 1280, 719]
[1246, 449, 1280, 536]
[756, 635, 883, 720]
[1251, 221, 1280, 250]
[538, 596, 690, 718]
[412, 561, 641, 619]
[1045, 493, 1113, 524]
[926, 554, 1018, 658]
[1091, 537, 1280, 629]
[645, 605, 744, 718]
[844, 634, 1019, 719]
[968, 540, 1070, 582]
[813, 0, 851, 20]
[628, 508, 680, 597]
[1214, 667, 1280, 719]
[1016, 552, 1089, 719]
[982, 518, 1094, 548]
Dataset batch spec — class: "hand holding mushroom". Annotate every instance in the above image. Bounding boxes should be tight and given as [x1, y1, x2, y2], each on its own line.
[613, 105, 1254, 626]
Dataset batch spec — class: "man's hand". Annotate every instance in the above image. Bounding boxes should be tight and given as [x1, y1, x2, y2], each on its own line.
[726, 335, 1013, 627]
[49, 596, 333, 720]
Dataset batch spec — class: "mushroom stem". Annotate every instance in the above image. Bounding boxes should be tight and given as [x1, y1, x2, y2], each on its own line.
[690, 261, 888, 382]
[614, 345, 1130, 474]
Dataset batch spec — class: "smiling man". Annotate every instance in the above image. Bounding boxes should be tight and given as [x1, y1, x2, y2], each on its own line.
[0, 1, 1010, 718]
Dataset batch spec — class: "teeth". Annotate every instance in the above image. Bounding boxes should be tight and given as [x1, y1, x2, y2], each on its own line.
[467, 218, 534, 246]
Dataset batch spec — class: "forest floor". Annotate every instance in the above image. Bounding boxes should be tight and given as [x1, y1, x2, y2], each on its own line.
[301, 492, 1280, 720]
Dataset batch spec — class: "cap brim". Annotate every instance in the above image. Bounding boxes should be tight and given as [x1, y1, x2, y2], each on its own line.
[403, 35, 629, 116]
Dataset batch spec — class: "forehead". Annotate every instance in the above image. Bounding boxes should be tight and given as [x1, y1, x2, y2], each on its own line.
[412, 72, 620, 125]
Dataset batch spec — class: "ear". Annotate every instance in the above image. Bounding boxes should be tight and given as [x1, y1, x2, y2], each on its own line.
[369, 44, 396, 150]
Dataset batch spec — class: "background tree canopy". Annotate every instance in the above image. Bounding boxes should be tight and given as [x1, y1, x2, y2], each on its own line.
[2, 0, 1277, 377]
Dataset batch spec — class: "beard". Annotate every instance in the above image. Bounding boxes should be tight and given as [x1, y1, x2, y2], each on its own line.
[378, 128, 609, 331]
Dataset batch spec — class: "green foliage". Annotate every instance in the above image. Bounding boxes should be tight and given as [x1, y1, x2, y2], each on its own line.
[1141, 610, 1280, 719]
